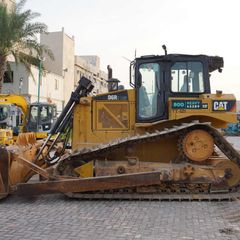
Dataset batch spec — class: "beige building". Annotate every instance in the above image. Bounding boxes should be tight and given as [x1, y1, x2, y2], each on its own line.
[1, 1, 65, 111]
[75, 55, 108, 95]
[40, 28, 75, 104]
[41, 28, 108, 98]
[2, 27, 108, 112]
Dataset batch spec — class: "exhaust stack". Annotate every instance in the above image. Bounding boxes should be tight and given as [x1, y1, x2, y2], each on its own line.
[107, 65, 122, 92]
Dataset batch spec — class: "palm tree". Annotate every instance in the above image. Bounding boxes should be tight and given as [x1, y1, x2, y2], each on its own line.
[0, 0, 53, 92]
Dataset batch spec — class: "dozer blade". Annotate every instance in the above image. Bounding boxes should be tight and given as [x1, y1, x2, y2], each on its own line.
[15, 171, 162, 195]
[0, 146, 9, 199]
[16, 132, 36, 146]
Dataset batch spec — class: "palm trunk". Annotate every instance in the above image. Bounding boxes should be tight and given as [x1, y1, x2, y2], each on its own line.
[0, 55, 7, 93]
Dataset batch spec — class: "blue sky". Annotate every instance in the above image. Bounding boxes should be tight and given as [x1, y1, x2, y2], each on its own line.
[25, 0, 240, 97]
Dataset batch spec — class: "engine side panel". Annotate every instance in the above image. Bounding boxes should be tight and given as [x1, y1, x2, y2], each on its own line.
[169, 94, 237, 128]
[72, 89, 136, 151]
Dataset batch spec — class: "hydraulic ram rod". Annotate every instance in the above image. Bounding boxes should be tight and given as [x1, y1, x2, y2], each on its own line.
[35, 77, 94, 162]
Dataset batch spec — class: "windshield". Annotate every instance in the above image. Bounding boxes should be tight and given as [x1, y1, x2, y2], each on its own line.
[0, 106, 9, 121]
[29, 105, 54, 124]
[28, 104, 55, 132]
[39, 105, 54, 123]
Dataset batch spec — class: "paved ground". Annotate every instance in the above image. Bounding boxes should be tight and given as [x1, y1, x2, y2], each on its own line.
[1, 194, 240, 240]
[226, 136, 240, 150]
[1, 137, 240, 240]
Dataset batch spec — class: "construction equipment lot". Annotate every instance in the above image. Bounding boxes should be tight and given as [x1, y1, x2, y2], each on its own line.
[0, 137, 239, 240]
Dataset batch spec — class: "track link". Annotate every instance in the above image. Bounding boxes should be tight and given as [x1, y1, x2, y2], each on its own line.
[68, 121, 240, 165]
[66, 192, 240, 201]
[59, 121, 240, 201]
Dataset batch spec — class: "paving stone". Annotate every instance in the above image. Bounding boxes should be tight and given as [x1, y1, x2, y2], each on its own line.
[0, 194, 240, 240]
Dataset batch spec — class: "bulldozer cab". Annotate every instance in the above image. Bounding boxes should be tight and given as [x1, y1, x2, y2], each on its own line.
[132, 54, 223, 123]
[27, 103, 57, 133]
[0, 104, 24, 134]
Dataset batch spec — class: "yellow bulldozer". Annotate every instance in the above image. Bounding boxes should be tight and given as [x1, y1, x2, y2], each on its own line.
[0, 94, 57, 145]
[1, 51, 240, 201]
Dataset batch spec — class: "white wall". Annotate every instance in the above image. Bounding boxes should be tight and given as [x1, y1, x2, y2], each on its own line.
[28, 66, 64, 111]
[41, 29, 75, 105]
[2, 62, 64, 111]
[2, 63, 29, 95]
[62, 33, 75, 103]
[40, 31, 64, 76]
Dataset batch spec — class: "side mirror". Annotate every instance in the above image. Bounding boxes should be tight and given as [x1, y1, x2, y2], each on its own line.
[129, 61, 135, 88]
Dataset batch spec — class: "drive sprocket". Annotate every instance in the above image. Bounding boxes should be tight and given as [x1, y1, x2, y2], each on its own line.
[181, 129, 214, 162]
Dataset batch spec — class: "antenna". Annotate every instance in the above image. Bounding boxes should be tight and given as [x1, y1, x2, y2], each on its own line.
[122, 56, 132, 62]
[162, 45, 167, 55]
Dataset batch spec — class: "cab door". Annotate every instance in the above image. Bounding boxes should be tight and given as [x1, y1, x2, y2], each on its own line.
[136, 62, 167, 122]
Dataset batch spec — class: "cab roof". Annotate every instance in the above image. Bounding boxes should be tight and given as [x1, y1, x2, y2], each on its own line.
[136, 54, 224, 72]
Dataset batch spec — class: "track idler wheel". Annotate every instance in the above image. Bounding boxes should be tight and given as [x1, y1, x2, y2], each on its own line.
[182, 129, 214, 162]
[215, 160, 240, 187]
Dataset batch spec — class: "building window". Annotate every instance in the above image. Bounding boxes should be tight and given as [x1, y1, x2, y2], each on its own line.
[3, 71, 13, 83]
[55, 79, 59, 90]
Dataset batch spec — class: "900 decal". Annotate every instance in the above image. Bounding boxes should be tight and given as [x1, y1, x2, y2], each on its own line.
[212, 100, 236, 112]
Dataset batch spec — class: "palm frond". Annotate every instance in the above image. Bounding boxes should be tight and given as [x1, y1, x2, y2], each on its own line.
[40, 44, 54, 61]
[23, 22, 48, 37]
[0, 0, 54, 92]
[15, 0, 27, 13]
[10, 49, 20, 65]
[18, 52, 37, 82]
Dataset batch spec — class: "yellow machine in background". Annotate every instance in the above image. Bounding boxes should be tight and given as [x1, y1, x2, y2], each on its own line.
[0, 94, 57, 144]
[0, 129, 13, 145]
[1, 50, 240, 201]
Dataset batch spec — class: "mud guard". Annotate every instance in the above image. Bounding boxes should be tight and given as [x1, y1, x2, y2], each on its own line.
[0, 146, 9, 199]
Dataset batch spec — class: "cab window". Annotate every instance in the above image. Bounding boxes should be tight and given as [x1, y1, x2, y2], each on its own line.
[0, 106, 9, 121]
[40, 106, 50, 123]
[29, 106, 38, 123]
[138, 63, 160, 119]
[171, 62, 204, 93]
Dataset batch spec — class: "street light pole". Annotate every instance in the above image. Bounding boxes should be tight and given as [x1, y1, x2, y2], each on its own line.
[37, 55, 45, 132]
[37, 56, 45, 103]
[37, 59, 42, 103]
